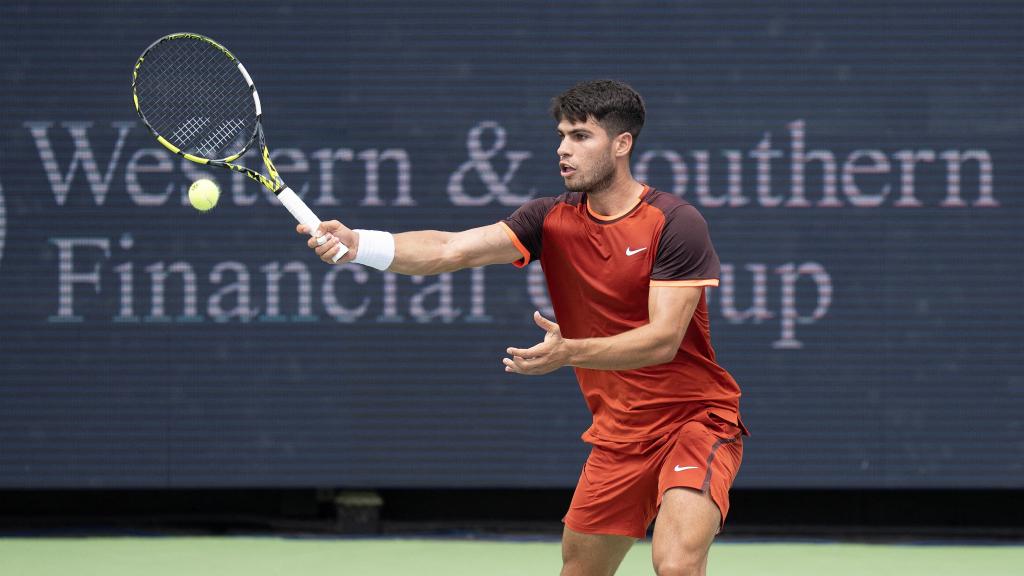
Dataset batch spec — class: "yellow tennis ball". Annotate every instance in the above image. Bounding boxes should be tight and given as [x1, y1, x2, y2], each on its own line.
[188, 179, 220, 212]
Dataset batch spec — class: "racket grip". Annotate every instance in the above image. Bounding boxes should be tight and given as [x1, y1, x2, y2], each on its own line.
[278, 186, 350, 261]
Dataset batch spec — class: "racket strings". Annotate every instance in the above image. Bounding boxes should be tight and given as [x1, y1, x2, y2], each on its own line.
[197, 118, 246, 158]
[135, 37, 257, 160]
[170, 116, 210, 147]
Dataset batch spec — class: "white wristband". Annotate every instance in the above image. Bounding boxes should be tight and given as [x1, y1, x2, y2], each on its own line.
[352, 229, 395, 271]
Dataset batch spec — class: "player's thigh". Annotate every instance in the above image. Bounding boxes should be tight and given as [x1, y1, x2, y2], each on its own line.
[561, 525, 636, 576]
[651, 487, 720, 575]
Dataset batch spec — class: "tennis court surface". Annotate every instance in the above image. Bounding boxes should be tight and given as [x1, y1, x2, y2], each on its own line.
[4, 537, 1022, 575]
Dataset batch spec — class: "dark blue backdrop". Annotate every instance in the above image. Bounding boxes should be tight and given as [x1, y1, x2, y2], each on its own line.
[0, 0, 1021, 489]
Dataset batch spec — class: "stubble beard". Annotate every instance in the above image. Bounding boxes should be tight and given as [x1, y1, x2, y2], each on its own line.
[564, 153, 617, 196]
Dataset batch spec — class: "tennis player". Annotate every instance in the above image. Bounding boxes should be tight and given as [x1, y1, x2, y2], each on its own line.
[301, 80, 746, 576]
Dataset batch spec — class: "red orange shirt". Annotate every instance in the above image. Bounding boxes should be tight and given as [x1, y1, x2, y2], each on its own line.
[501, 186, 745, 444]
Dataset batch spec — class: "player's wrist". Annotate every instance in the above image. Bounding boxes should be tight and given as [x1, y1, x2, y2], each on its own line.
[352, 229, 395, 270]
[562, 337, 582, 368]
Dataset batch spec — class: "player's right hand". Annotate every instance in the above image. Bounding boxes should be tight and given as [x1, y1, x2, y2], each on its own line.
[298, 220, 356, 265]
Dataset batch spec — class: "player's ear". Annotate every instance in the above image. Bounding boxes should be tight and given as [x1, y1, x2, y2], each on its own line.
[614, 132, 633, 158]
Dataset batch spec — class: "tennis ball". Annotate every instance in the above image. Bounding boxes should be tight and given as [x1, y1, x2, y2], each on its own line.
[188, 179, 220, 212]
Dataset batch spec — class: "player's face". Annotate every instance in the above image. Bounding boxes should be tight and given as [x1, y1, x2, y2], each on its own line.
[556, 117, 617, 194]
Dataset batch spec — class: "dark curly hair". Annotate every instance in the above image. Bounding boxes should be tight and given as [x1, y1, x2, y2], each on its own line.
[550, 80, 645, 154]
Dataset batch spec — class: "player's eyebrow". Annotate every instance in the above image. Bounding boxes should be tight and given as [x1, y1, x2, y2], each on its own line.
[557, 128, 592, 136]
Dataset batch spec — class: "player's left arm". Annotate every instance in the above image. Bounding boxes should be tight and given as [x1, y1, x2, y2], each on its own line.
[503, 285, 701, 375]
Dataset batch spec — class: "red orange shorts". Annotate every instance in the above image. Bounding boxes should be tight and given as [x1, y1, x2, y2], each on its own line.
[563, 410, 745, 539]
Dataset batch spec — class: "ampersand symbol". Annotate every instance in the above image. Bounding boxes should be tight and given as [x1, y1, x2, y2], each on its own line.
[448, 121, 534, 206]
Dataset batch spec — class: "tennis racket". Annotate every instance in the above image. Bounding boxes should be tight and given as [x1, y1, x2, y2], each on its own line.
[131, 32, 348, 260]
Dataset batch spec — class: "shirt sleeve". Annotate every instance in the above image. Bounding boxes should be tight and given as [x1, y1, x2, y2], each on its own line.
[500, 196, 558, 268]
[650, 204, 721, 286]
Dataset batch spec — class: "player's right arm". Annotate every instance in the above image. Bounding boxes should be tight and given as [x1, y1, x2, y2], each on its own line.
[297, 221, 523, 275]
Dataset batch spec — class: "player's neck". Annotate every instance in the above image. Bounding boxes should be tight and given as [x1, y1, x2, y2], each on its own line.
[585, 172, 645, 219]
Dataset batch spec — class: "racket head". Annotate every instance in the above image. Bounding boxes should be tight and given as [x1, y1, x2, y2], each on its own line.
[132, 33, 260, 163]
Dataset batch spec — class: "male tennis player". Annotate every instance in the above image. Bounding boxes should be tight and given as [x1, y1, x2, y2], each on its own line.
[301, 80, 746, 576]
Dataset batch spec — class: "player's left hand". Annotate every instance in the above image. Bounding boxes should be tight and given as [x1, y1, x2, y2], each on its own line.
[503, 311, 571, 375]
[298, 220, 355, 265]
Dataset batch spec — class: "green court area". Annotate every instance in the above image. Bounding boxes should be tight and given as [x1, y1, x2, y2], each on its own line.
[3, 537, 1021, 575]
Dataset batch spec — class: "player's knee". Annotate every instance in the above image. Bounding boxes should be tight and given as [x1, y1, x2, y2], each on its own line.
[561, 559, 616, 576]
[560, 545, 582, 575]
[653, 550, 705, 576]
[561, 549, 616, 576]
[559, 558, 584, 576]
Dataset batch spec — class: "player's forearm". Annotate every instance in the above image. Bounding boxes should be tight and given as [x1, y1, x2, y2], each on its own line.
[565, 323, 681, 370]
[387, 230, 464, 275]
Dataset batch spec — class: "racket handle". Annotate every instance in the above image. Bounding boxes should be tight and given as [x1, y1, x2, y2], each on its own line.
[278, 186, 350, 261]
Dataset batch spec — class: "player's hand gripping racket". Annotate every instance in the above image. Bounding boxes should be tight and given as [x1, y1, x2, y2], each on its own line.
[131, 32, 348, 261]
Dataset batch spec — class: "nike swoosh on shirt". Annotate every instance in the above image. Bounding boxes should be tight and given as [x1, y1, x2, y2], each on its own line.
[625, 247, 648, 256]
[674, 465, 699, 472]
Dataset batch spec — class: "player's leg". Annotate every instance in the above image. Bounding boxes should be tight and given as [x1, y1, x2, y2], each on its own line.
[561, 442, 662, 575]
[560, 526, 635, 576]
[650, 487, 720, 576]
[650, 412, 745, 576]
